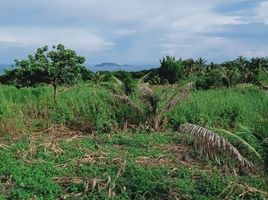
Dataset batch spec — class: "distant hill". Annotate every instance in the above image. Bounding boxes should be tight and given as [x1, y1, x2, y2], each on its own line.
[91, 62, 157, 72]
[0, 62, 158, 74]
[95, 62, 121, 68]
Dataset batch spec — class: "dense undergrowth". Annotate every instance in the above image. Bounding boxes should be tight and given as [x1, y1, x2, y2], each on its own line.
[0, 84, 268, 199]
[0, 132, 267, 199]
[1, 84, 267, 135]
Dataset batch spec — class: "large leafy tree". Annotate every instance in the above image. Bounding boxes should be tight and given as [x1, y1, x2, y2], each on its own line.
[7, 44, 86, 101]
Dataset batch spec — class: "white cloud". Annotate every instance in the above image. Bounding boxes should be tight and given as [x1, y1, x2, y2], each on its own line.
[0, 27, 115, 52]
[112, 29, 137, 36]
[255, 1, 268, 24]
[0, 0, 267, 63]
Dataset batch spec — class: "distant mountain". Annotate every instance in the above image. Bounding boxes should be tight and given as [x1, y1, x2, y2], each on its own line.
[91, 62, 156, 72]
[95, 62, 121, 68]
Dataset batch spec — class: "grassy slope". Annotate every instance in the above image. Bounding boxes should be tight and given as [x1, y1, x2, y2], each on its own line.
[0, 84, 268, 199]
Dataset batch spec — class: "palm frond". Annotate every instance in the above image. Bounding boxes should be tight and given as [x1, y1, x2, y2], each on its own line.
[152, 82, 194, 130]
[161, 82, 194, 114]
[136, 83, 158, 112]
[138, 72, 151, 84]
[179, 123, 254, 169]
[137, 83, 154, 96]
[211, 128, 263, 162]
[111, 75, 123, 86]
[112, 94, 141, 113]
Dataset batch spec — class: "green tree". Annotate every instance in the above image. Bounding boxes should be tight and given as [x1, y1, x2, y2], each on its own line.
[9, 44, 85, 101]
[195, 57, 207, 73]
[159, 56, 184, 84]
[221, 61, 241, 87]
[183, 58, 195, 77]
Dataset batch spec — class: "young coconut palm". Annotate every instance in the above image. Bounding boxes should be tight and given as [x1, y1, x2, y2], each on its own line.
[113, 78, 263, 172]
[151, 82, 194, 131]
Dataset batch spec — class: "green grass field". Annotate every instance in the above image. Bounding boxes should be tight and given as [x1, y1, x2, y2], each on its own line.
[0, 84, 268, 199]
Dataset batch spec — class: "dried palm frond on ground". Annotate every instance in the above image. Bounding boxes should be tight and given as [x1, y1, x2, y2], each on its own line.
[179, 123, 254, 171]
[211, 128, 263, 162]
[34, 124, 83, 137]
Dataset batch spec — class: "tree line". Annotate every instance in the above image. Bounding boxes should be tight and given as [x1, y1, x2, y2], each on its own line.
[0, 44, 268, 96]
[139, 55, 268, 89]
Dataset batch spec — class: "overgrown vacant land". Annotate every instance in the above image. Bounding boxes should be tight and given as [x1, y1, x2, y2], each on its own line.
[0, 84, 267, 199]
[0, 45, 268, 199]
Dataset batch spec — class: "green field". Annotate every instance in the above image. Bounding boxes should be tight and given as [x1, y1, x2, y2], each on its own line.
[0, 84, 267, 199]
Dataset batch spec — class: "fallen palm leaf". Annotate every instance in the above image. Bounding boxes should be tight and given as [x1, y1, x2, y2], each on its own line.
[211, 128, 263, 162]
[179, 123, 254, 170]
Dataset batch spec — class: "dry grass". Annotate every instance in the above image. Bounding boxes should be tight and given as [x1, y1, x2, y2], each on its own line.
[218, 182, 268, 199]
[54, 159, 127, 199]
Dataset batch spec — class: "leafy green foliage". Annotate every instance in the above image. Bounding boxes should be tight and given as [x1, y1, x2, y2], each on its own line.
[0, 44, 86, 101]
[159, 56, 185, 84]
[169, 87, 268, 134]
[0, 133, 267, 199]
[113, 71, 137, 95]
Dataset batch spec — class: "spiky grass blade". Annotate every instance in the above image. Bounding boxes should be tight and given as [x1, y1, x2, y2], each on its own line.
[179, 123, 253, 169]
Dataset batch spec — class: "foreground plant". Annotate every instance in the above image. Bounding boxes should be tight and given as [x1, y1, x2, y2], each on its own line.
[113, 81, 194, 131]
[178, 123, 266, 173]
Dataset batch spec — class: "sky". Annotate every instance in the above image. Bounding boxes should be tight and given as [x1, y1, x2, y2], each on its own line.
[0, 0, 268, 65]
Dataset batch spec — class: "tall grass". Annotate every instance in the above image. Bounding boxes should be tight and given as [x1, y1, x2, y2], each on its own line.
[169, 87, 268, 138]
[0, 84, 267, 137]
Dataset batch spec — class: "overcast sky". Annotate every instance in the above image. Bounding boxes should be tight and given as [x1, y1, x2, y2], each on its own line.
[0, 0, 268, 65]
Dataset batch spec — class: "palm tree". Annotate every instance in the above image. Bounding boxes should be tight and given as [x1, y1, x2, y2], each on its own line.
[115, 76, 265, 173]
[250, 57, 267, 83]
[195, 57, 207, 73]
[90, 72, 107, 84]
[183, 58, 195, 77]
